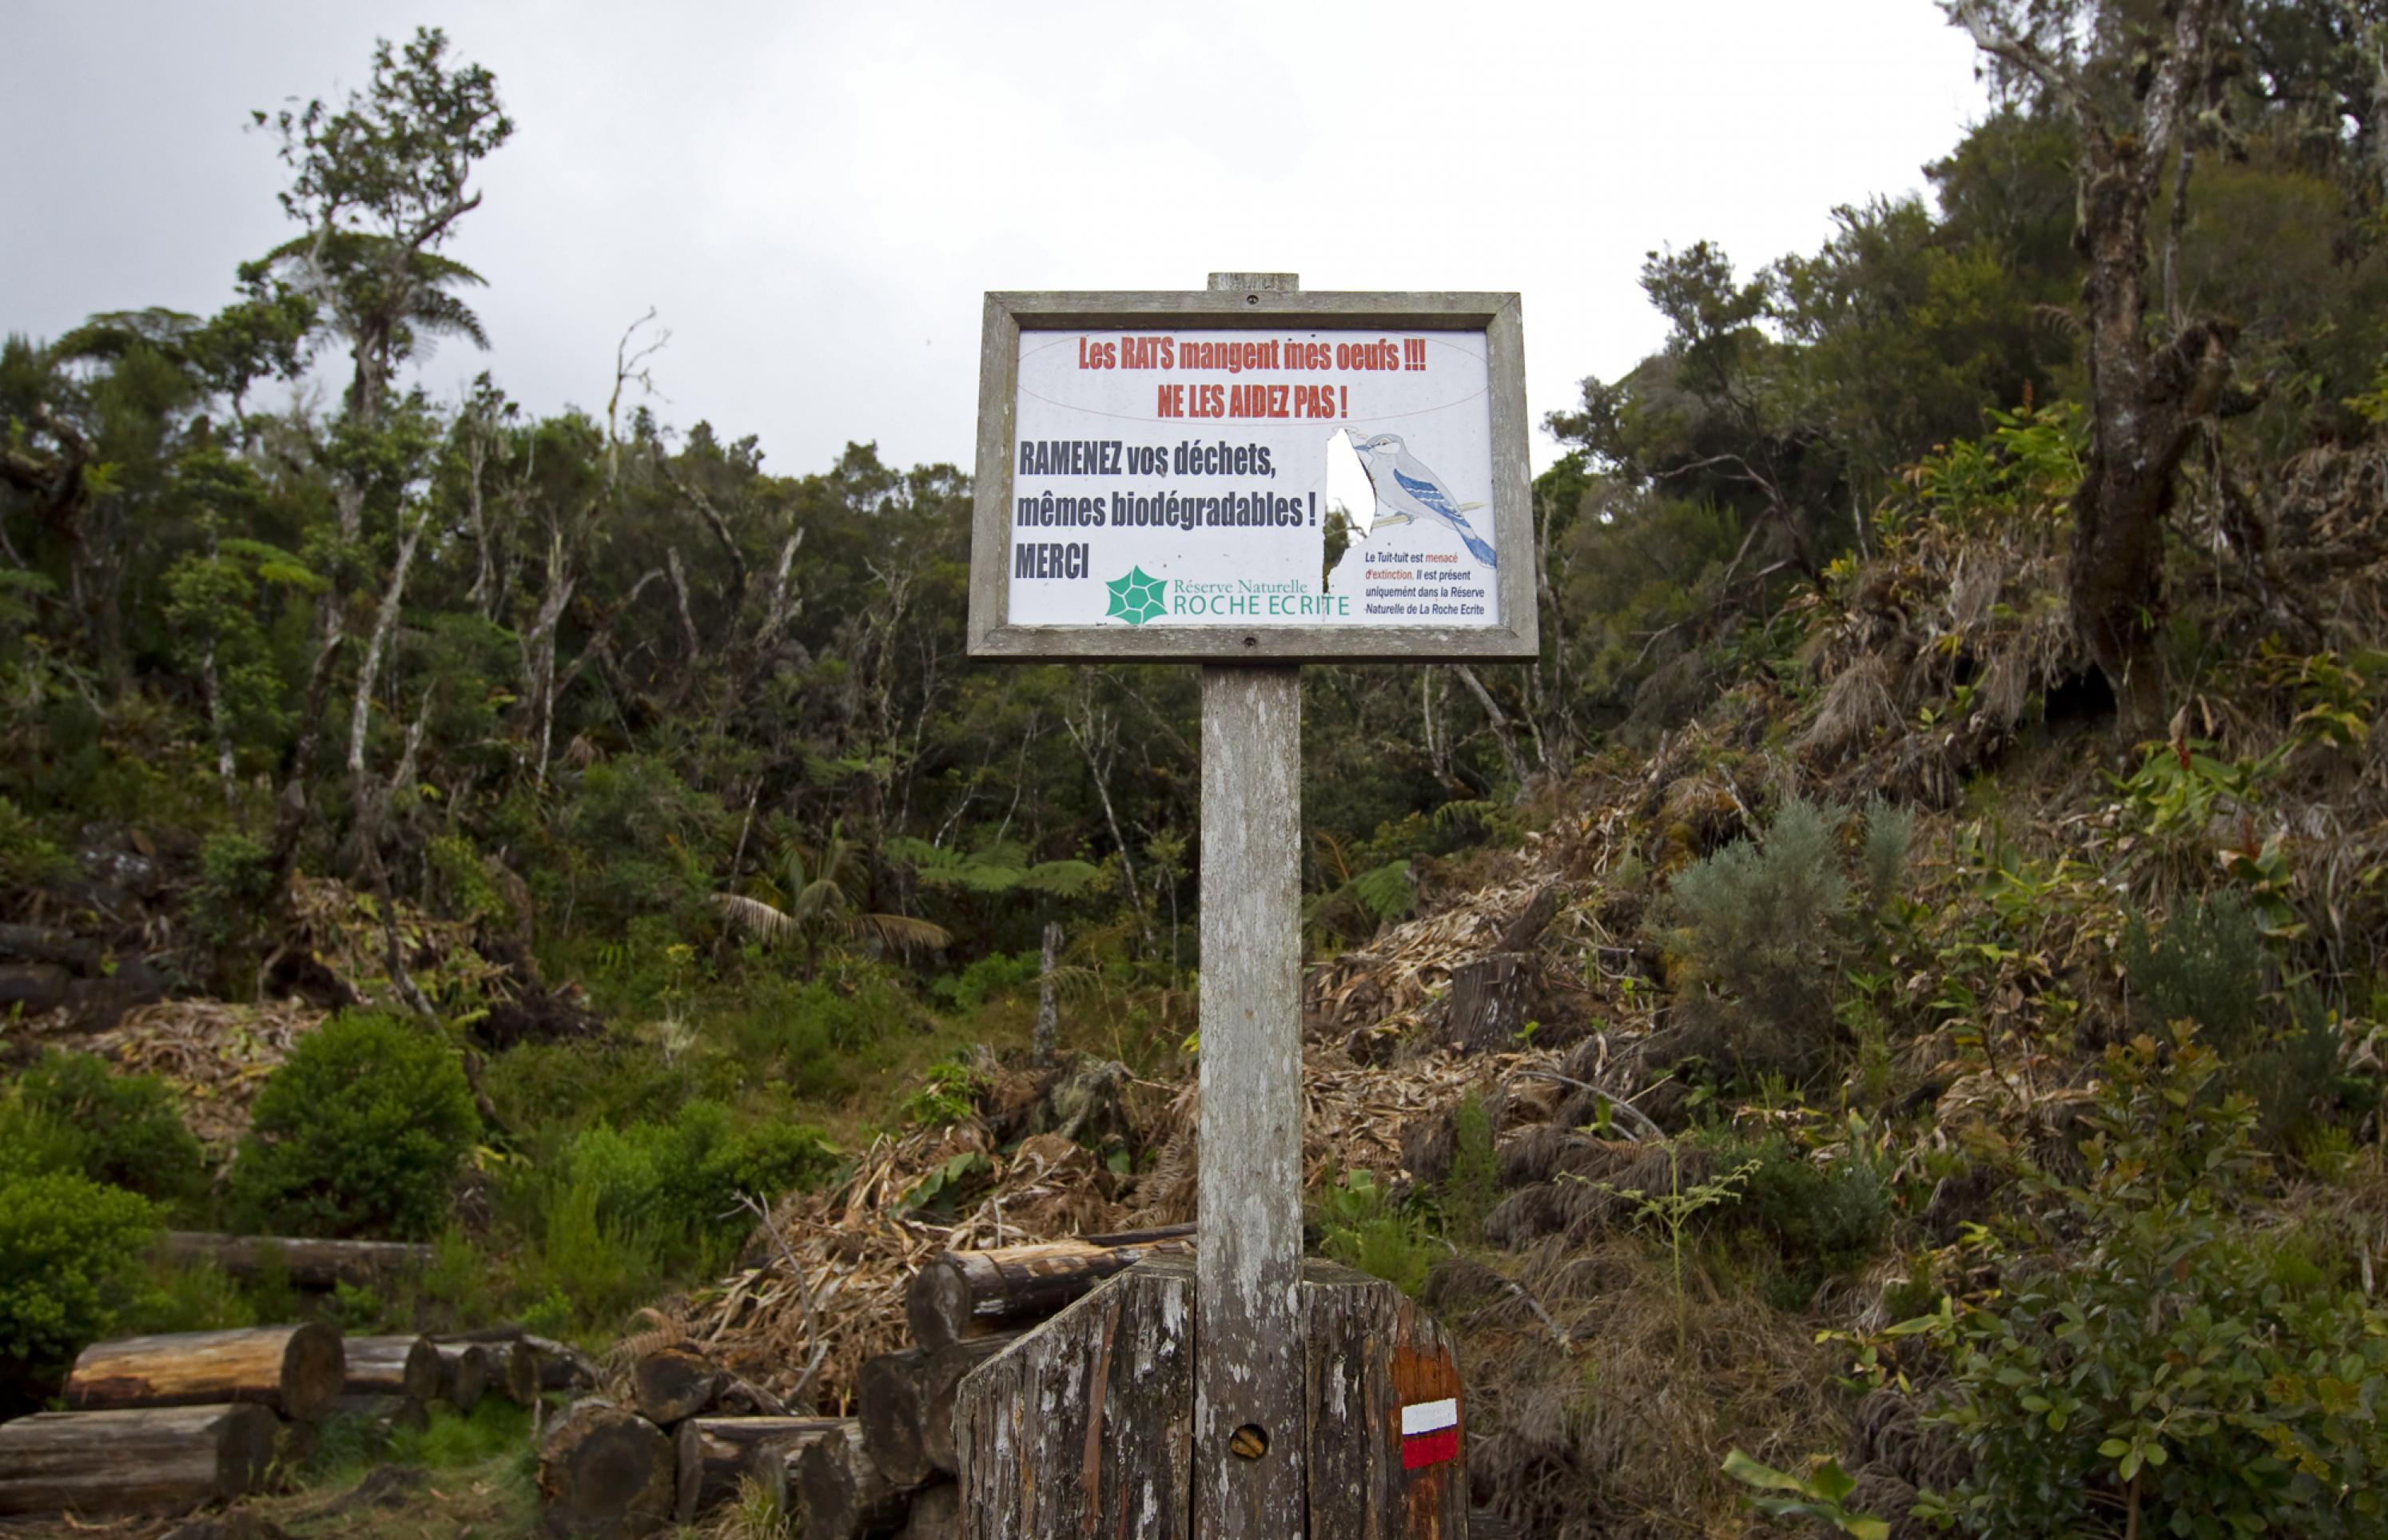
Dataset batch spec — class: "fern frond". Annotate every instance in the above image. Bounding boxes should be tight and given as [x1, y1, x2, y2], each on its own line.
[711, 891, 801, 945]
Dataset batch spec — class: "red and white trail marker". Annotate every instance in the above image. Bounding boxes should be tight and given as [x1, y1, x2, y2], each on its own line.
[1399, 1396, 1461, 1471]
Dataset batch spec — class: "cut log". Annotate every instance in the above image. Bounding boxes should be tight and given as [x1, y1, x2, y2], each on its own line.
[856, 1348, 932, 1490]
[433, 1342, 490, 1412]
[673, 1415, 835, 1525]
[790, 1420, 917, 1540]
[0, 1405, 278, 1517]
[714, 1374, 786, 1416]
[899, 1481, 959, 1540]
[1443, 953, 1538, 1054]
[537, 1399, 674, 1538]
[631, 1343, 721, 1425]
[332, 1393, 428, 1439]
[343, 1335, 439, 1403]
[918, 1336, 1016, 1476]
[744, 1440, 790, 1522]
[489, 1339, 542, 1406]
[905, 1230, 1196, 1349]
[155, 1232, 434, 1291]
[66, 1325, 344, 1422]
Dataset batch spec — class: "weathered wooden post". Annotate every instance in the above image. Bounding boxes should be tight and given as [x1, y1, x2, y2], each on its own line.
[963, 273, 1534, 1538]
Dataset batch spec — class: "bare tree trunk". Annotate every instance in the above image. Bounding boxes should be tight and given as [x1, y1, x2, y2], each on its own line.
[1033, 921, 1062, 1068]
[1955, 0, 2230, 742]
[1064, 681, 1152, 946]
[1452, 663, 1533, 791]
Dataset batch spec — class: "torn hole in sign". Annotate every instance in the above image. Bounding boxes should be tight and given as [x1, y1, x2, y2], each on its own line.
[1320, 427, 1375, 591]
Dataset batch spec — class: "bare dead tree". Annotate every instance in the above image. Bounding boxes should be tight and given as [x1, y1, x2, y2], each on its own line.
[1950, 0, 2235, 739]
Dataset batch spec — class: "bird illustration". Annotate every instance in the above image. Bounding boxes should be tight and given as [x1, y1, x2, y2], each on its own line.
[1345, 432, 1495, 568]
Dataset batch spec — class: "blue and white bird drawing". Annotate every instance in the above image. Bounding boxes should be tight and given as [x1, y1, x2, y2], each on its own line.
[1346, 432, 1496, 569]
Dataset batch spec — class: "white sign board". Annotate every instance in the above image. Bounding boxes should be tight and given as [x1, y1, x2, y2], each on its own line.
[969, 289, 1536, 663]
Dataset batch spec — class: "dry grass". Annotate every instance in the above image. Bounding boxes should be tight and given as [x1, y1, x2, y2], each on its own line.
[1448, 1238, 1842, 1539]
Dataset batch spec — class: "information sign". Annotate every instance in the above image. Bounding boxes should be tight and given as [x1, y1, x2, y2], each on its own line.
[969, 288, 1536, 662]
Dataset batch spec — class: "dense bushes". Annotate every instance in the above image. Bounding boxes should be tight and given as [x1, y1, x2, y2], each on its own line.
[0, 1171, 157, 1383]
[229, 1012, 480, 1239]
[563, 1099, 836, 1263]
[1915, 1037, 2388, 1537]
[11, 1051, 206, 1207]
[1662, 797, 1908, 1076]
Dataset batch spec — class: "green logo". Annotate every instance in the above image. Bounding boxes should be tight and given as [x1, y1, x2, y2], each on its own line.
[1105, 566, 1168, 626]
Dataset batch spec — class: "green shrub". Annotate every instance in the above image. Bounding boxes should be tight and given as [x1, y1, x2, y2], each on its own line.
[1912, 1036, 2388, 1537]
[929, 950, 1041, 1013]
[2120, 890, 2265, 1052]
[1311, 1169, 1435, 1297]
[0, 794, 74, 889]
[1439, 1093, 1501, 1245]
[563, 1100, 836, 1268]
[189, 830, 275, 948]
[229, 1012, 480, 1239]
[0, 1171, 157, 1376]
[1666, 798, 1850, 1070]
[1705, 1133, 1892, 1309]
[13, 1052, 207, 1207]
[533, 1172, 662, 1332]
[123, 1259, 257, 1335]
[905, 1058, 980, 1127]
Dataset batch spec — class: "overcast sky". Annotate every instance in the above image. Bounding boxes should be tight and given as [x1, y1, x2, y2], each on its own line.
[6, 1, 1991, 476]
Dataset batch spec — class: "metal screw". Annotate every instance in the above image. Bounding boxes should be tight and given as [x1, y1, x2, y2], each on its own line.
[1242, 635, 1257, 648]
[1229, 1424, 1268, 1460]
[1246, 293, 1260, 305]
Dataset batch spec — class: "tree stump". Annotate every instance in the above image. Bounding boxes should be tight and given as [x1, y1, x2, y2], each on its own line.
[675, 1416, 850, 1523]
[955, 1256, 1468, 1539]
[66, 1326, 344, 1422]
[536, 1399, 673, 1538]
[955, 1258, 1195, 1538]
[343, 1336, 440, 1403]
[858, 1348, 933, 1490]
[0, 1405, 278, 1517]
[631, 1343, 720, 1426]
[1443, 954, 1537, 1055]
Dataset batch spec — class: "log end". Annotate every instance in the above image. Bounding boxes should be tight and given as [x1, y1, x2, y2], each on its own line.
[538, 1400, 672, 1538]
[281, 1322, 346, 1422]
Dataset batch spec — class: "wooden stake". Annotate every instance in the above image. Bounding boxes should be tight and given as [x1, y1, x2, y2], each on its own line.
[1192, 279, 1307, 1530]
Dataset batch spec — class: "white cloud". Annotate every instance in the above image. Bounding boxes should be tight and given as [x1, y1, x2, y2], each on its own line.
[4, 0, 1990, 475]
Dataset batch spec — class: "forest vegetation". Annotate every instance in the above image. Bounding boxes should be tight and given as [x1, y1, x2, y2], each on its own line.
[5, 2, 2388, 1535]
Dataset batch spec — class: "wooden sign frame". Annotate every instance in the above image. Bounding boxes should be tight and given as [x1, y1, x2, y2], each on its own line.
[968, 285, 1538, 663]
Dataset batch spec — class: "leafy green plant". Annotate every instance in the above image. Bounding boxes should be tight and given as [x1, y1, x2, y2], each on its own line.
[900, 1151, 993, 1217]
[189, 830, 276, 949]
[1723, 1450, 1889, 1539]
[1574, 1143, 1760, 1354]
[0, 1171, 157, 1380]
[12, 1051, 207, 1208]
[905, 1057, 981, 1127]
[0, 794, 74, 889]
[562, 1099, 835, 1267]
[1439, 1093, 1501, 1246]
[229, 1011, 480, 1239]
[1706, 1132, 1892, 1310]
[1910, 1034, 2388, 1538]
[1312, 1168, 1436, 1297]
[2119, 890, 2266, 1053]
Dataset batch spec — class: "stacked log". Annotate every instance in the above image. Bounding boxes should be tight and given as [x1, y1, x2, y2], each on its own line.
[343, 1335, 440, 1404]
[0, 1405, 279, 1517]
[537, 1399, 674, 1538]
[66, 1325, 345, 1422]
[554, 1228, 1197, 1538]
[154, 1232, 435, 1291]
[432, 1342, 491, 1411]
[905, 1226, 1193, 1347]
